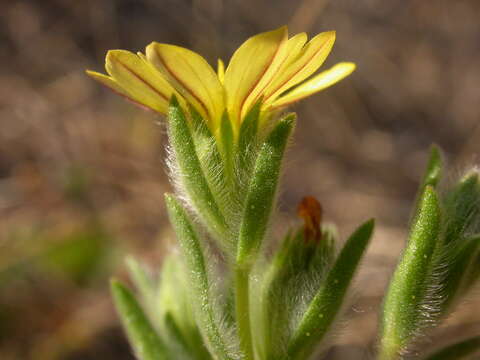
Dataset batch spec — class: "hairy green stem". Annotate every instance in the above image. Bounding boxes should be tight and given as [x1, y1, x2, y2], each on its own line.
[235, 266, 255, 360]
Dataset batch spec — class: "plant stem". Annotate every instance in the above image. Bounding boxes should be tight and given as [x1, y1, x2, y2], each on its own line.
[235, 266, 255, 360]
[378, 339, 400, 360]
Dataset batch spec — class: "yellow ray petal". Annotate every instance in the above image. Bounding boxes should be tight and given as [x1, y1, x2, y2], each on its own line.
[87, 70, 169, 113]
[277, 32, 308, 67]
[223, 26, 289, 124]
[146, 43, 224, 127]
[260, 32, 307, 96]
[86, 70, 138, 103]
[104, 50, 179, 114]
[217, 59, 225, 84]
[264, 31, 336, 105]
[271, 62, 356, 108]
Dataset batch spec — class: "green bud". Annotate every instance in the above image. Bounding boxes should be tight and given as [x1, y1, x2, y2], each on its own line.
[259, 222, 337, 359]
[287, 219, 374, 360]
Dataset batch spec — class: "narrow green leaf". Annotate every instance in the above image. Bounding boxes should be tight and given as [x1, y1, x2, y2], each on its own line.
[421, 145, 442, 189]
[189, 105, 236, 247]
[237, 100, 262, 162]
[236, 114, 295, 267]
[189, 104, 214, 140]
[158, 254, 210, 360]
[111, 279, 170, 360]
[235, 101, 263, 208]
[167, 96, 228, 238]
[286, 219, 374, 360]
[165, 194, 233, 360]
[380, 186, 441, 360]
[443, 171, 480, 246]
[441, 235, 480, 312]
[163, 312, 211, 360]
[423, 336, 480, 360]
[412, 145, 442, 217]
[219, 112, 235, 180]
[189, 104, 224, 182]
[125, 256, 156, 306]
[164, 313, 193, 357]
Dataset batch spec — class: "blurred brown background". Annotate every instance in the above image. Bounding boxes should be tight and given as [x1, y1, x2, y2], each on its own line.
[1, 0, 480, 359]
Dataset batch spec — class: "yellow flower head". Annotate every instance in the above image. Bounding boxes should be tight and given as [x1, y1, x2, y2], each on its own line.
[87, 26, 355, 137]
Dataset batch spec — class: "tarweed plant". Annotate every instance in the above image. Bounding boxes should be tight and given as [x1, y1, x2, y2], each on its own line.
[88, 27, 480, 360]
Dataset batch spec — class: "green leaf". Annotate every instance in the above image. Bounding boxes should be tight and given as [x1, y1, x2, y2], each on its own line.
[237, 100, 262, 166]
[236, 114, 296, 267]
[411, 145, 442, 218]
[421, 145, 442, 189]
[286, 219, 374, 360]
[111, 279, 170, 360]
[163, 312, 211, 360]
[443, 171, 480, 246]
[379, 186, 441, 360]
[219, 112, 235, 180]
[189, 105, 237, 247]
[158, 254, 210, 360]
[164, 312, 192, 351]
[423, 336, 480, 360]
[165, 194, 233, 360]
[125, 256, 156, 307]
[167, 96, 228, 240]
[188, 104, 224, 186]
[441, 234, 480, 312]
[189, 104, 214, 140]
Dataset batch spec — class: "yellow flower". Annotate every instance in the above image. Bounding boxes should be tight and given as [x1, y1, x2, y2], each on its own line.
[87, 26, 355, 137]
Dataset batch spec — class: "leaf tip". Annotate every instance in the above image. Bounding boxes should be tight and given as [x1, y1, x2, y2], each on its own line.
[110, 277, 125, 295]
